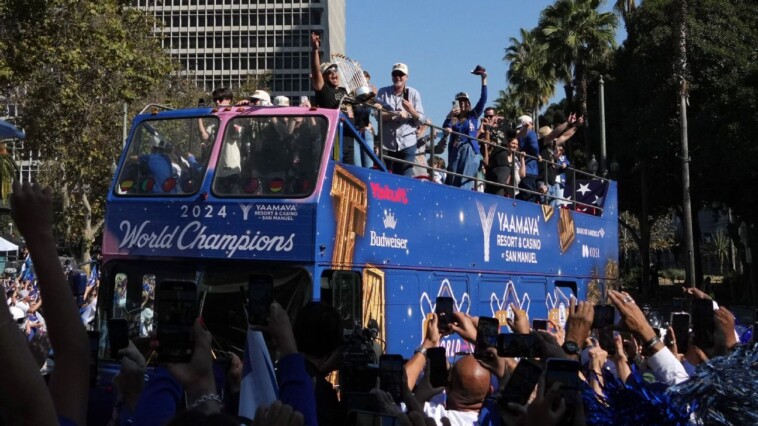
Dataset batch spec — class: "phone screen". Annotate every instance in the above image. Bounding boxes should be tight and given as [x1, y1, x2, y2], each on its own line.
[691, 299, 715, 349]
[597, 328, 616, 355]
[108, 318, 129, 359]
[592, 305, 616, 329]
[474, 317, 500, 359]
[500, 359, 543, 406]
[545, 359, 580, 424]
[670, 312, 690, 353]
[427, 347, 447, 388]
[403, 88, 409, 101]
[497, 333, 538, 358]
[435, 297, 454, 332]
[248, 275, 274, 326]
[532, 319, 548, 331]
[379, 355, 405, 404]
[156, 280, 197, 363]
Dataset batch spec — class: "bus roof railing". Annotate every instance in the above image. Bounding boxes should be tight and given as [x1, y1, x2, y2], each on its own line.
[361, 103, 609, 214]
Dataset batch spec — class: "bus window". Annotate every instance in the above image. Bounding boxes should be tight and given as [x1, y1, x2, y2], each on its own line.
[113, 273, 128, 316]
[214, 115, 326, 197]
[322, 271, 362, 329]
[116, 117, 214, 196]
[140, 275, 156, 338]
[555, 280, 578, 299]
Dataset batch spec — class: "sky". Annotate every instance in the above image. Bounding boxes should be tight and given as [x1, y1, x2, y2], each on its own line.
[345, 0, 624, 126]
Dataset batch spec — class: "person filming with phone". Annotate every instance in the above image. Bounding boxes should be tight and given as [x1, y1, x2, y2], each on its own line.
[404, 313, 492, 425]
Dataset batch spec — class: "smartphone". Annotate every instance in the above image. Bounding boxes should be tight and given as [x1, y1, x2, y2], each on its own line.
[497, 333, 539, 358]
[403, 88, 409, 101]
[435, 297, 454, 333]
[452, 100, 460, 110]
[532, 319, 548, 331]
[500, 359, 543, 406]
[379, 354, 405, 404]
[108, 318, 129, 359]
[592, 305, 616, 329]
[597, 328, 616, 355]
[248, 275, 274, 326]
[671, 297, 685, 313]
[427, 347, 448, 388]
[691, 299, 715, 349]
[545, 359, 581, 425]
[670, 312, 690, 353]
[156, 280, 197, 363]
[474, 316, 500, 359]
[349, 410, 398, 426]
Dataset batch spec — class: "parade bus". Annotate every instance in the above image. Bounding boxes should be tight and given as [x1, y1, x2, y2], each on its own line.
[93, 102, 618, 404]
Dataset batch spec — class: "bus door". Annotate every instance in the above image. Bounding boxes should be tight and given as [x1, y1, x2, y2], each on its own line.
[428, 272, 470, 357]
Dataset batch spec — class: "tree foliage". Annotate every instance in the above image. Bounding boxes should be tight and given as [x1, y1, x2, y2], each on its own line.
[0, 0, 176, 257]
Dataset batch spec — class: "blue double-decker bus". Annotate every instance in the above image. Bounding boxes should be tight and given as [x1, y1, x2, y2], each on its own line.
[95, 103, 618, 386]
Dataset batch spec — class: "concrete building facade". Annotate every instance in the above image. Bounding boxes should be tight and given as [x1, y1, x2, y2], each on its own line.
[134, 0, 345, 101]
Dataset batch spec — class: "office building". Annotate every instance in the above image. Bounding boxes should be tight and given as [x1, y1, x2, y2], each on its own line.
[134, 0, 346, 101]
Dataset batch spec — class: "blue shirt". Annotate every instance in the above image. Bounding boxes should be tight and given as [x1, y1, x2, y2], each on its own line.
[375, 86, 426, 151]
[442, 84, 488, 159]
[518, 129, 539, 176]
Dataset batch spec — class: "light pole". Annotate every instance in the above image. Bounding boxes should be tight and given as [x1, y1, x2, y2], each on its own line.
[599, 76, 607, 176]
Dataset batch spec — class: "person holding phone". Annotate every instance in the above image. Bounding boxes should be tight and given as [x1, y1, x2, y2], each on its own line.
[443, 69, 488, 189]
[375, 62, 426, 176]
[607, 289, 689, 385]
[404, 313, 492, 425]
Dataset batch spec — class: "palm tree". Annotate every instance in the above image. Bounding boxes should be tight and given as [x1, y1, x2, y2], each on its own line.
[538, 0, 618, 120]
[503, 27, 556, 124]
[613, 0, 637, 28]
[492, 88, 521, 127]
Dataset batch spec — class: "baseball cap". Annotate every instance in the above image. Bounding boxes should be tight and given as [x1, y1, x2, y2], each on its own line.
[516, 115, 533, 129]
[392, 63, 409, 76]
[273, 95, 290, 106]
[250, 90, 271, 105]
[455, 92, 469, 101]
[320, 62, 338, 74]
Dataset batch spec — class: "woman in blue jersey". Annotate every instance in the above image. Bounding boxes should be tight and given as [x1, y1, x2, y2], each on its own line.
[443, 71, 487, 189]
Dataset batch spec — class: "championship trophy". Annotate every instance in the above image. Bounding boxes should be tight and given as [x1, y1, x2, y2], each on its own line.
[330, 53, 375, 103]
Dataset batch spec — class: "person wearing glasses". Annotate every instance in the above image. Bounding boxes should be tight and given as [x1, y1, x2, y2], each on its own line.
[374, 63, 426, 176]
[443, 70, 488, 189]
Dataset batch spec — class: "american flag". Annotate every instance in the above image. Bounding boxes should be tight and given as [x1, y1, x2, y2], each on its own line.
[565, 179, 609, 216]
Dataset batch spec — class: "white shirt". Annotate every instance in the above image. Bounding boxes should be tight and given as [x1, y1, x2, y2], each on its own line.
[646, 347, 689, 385]
[15, 299, 30, 315]
[423, 402, 479, 426]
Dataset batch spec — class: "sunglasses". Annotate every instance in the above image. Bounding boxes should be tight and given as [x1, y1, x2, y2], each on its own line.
[484, 115, 495, 118]
[391, 72, 406, 78]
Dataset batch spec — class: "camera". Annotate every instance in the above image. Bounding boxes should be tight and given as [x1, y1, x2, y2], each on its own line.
[339, 324, 380, 396]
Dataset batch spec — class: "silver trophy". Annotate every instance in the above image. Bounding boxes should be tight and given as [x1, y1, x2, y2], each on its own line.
[331, 53, 375, 103]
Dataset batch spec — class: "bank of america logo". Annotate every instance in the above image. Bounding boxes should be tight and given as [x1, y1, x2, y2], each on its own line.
[383, 209, 397, 229]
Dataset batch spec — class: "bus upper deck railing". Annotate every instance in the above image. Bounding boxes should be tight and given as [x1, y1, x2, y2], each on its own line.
[356, 102, 609, 215]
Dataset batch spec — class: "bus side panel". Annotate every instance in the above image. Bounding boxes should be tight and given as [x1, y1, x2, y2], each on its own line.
[381, 270, 421, 357]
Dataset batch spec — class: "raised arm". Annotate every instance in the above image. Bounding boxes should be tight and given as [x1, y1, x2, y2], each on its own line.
[310, 32, 325, 91]
[404, 314, 440, 390]
[11, 182, 90, 425]
[472, 72, 488, 117]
